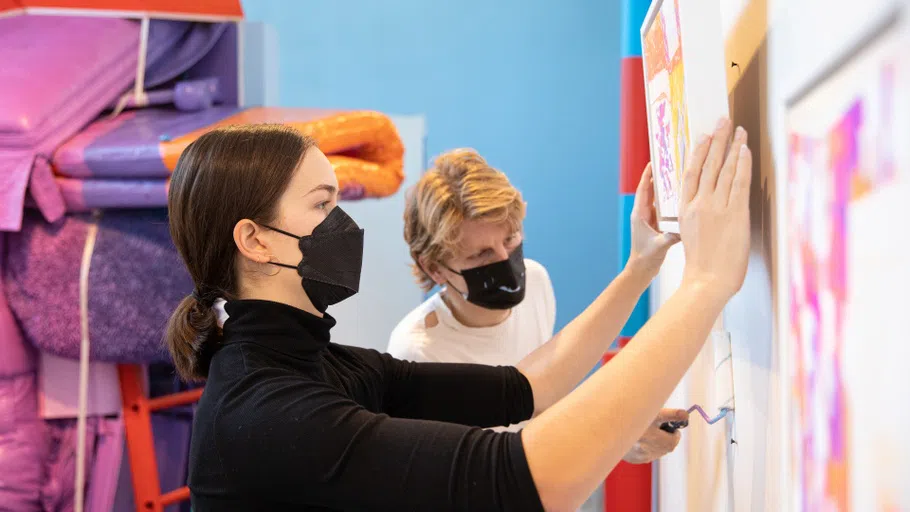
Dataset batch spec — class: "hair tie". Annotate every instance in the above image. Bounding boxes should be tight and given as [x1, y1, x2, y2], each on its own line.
[191, 288, 216, 308]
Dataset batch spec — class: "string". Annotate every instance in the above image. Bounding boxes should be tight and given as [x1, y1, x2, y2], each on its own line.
[74, 210, 102, 512]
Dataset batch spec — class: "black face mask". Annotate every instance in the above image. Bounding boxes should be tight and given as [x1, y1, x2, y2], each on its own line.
[265, 206, 364, 313]
[446, 243, 526, 310]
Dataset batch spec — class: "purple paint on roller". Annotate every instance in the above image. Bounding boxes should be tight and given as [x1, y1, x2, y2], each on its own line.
[688, 404, 732, 425]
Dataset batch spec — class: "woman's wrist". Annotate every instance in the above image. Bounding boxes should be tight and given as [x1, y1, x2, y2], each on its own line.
[677, 275, 731, 311]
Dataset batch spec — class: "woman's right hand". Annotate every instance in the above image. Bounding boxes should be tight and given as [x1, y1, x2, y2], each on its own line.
[678, 118, 753, 302]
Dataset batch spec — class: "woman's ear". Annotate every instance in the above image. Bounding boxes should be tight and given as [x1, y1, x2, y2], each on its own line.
[233, 219, 271, 265]
[418, 255, 447, 287]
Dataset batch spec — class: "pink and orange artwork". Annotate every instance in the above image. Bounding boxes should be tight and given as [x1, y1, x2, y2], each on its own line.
[786, 37, 904, 510]
[787, 116, 854, 512]
[643, 0, 689, 221]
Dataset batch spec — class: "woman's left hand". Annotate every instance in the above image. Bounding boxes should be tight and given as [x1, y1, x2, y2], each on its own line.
[622, 408, 688, 464]
[628, 163, 680, 278]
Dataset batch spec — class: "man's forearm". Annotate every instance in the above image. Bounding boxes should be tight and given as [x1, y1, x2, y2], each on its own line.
[517, 262, 654, 414]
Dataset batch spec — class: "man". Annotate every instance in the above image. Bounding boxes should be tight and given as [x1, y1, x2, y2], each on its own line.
[388, 148, 684, 463]
[388, 149, 556, 392]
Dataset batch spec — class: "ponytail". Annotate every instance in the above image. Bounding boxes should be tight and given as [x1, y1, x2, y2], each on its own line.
[164, 294, 220, 382]
[166, 125, 316, 381]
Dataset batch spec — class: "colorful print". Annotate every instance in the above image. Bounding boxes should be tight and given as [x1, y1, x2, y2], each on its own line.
[787, 62, 898, 512]
[644, 0, 690, 220]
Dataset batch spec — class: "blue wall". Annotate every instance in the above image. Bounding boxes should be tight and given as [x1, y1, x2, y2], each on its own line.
[242, 0, 622, 330]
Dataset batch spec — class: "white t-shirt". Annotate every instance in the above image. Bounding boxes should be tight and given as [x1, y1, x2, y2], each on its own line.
[387, 258, 556, 432]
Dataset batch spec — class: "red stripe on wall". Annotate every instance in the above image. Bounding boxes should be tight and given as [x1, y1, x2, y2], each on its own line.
[617, 336, 633, 349]
[605, 461, 652, 511]
[619, 57, 650, 195]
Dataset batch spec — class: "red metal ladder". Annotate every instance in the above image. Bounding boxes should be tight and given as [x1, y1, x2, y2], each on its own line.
[117, 364, 203, 512]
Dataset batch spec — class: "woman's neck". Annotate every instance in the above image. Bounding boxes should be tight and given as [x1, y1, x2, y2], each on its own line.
[441, 287, 511, 328]
[238, 283, 323, 318]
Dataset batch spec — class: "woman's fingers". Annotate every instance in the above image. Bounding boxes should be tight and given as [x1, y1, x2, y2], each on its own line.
[728, 144, 753, 208]
[715, 127, 748, 205]
[697, 118, 734, 197]
[680, 133, 713, 205]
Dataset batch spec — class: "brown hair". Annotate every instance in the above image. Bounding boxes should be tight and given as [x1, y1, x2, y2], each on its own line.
[165, 124, 317, 381]
[404, 148, 525, 292]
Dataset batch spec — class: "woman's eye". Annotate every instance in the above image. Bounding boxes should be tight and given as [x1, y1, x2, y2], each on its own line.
[316, 201, 330, 210]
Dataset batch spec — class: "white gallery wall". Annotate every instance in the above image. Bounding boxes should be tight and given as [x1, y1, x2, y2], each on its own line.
[329, 116, 427, 353]
[654, 0, 903, 510]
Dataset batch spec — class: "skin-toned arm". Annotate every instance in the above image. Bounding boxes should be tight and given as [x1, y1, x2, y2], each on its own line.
[521, 119, 753, 511]
[517, 162, 679, 414]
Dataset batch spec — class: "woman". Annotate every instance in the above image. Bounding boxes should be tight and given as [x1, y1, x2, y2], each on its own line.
[167, 119, 751, 511]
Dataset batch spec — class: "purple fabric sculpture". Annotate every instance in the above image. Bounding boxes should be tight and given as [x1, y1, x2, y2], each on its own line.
[4, 209, 193, 363]
[0, 16, 228, 232]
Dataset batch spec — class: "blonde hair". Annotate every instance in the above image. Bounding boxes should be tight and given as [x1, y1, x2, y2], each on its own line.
[404, 148, 525, 292]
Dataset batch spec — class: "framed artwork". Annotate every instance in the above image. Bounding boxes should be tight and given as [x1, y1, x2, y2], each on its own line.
[784, 5, 910, 511]
[640, 0, 729, 233]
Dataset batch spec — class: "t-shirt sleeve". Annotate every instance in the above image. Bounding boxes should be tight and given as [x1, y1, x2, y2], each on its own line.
[538, 262, 557, 339]
[216, 374, 545, 511]
[386, 330, 441, 362]
[376, 352, 535, 428]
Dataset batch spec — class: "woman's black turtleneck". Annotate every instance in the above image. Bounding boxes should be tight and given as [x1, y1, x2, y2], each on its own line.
[188, 299, 544, 511]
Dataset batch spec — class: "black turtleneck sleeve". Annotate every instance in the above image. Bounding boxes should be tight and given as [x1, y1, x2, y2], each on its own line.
[188, 300, 546, 511]
[370, 350, 536, 427]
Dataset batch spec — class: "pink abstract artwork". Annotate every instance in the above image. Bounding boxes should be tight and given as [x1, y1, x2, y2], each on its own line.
[787, 40, 903, 511]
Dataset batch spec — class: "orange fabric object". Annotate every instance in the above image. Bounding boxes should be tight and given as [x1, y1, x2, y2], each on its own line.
[160, 108, 405, 199]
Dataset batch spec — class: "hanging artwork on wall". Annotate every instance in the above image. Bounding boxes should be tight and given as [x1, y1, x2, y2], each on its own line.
[640, 0, 729, 233]
[784, 6, 909, 511]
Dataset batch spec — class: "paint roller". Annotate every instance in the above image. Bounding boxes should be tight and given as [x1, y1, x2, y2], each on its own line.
[660, 330, 735, 433]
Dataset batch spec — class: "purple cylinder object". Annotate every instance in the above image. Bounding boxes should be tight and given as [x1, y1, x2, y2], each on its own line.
[174, 77, 220, 111]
